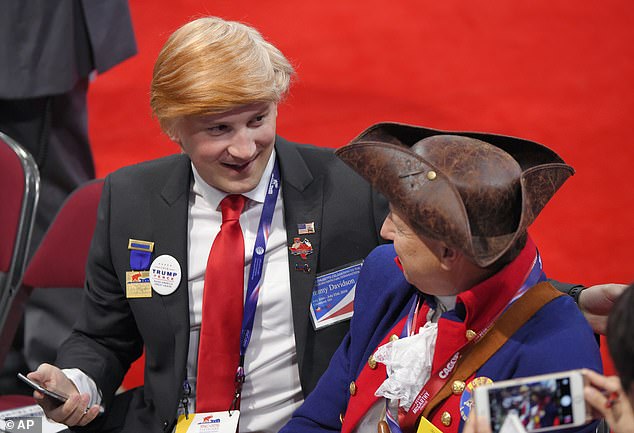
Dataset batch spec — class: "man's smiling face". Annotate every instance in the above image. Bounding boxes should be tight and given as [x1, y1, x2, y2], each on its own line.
[173, 102, 277, 193]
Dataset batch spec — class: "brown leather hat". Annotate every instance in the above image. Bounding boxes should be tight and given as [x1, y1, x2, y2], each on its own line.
[336, 122, 574, 267]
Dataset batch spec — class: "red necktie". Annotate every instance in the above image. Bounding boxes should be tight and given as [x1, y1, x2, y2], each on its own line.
[196, 194, 246, 412]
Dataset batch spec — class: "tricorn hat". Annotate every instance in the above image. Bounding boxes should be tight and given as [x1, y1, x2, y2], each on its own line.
[335, 122, 574, 267]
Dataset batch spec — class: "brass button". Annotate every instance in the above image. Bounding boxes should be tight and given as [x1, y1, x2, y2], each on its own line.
[339, 412, 344, 424]
[451, 380, 466, 394]
[368, 354, 377, 369]
[389, 334, 399, 342]
[440, 411, 452, 426]
[426, 171, 437, 180]
[378, 420, 390, 433]
[349, 381, 357, 396]
[465, 329, 477, 341]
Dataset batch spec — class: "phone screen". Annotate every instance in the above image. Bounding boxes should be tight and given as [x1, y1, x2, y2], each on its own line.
[486, 377, 575, 431]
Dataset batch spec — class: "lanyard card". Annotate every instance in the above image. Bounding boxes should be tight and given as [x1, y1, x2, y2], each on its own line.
[176, 411, 239, 433]
[310, 260, 363, 330]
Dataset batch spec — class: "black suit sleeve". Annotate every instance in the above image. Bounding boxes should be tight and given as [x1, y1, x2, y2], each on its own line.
[548, 279, 586, 304]
[56, 176, 144, 408]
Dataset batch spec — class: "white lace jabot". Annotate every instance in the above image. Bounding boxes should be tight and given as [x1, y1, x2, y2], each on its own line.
[373, 295, 456, 411]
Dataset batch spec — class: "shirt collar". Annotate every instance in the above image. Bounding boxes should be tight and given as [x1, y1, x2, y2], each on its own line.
[421, 236, 538, 329]
[191, 149, 277, 210]
[457, 235, 538, 330]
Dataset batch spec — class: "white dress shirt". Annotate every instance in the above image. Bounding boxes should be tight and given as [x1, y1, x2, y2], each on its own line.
[186, 150, 303, 431]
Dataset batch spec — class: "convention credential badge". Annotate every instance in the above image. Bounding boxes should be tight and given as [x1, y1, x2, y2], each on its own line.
[310, 260, 363, 330]
[175, 411, 239, 433]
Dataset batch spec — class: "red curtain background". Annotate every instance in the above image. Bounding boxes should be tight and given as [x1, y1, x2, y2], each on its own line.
[89, 0, 634, 379]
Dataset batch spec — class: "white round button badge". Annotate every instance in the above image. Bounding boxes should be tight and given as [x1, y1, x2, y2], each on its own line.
[149, 254, 182, 295]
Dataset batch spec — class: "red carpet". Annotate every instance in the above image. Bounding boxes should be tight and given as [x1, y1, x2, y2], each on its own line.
[88, 1, 633, 380]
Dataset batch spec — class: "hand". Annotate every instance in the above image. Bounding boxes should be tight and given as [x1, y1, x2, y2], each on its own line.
[28, 363, 101, 427]
[578, 283, 626, 334]
[463, 413, 492, 433]
[583, 369, 634, 433]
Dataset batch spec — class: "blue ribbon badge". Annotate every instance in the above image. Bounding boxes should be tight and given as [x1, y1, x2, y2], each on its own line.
[128, 239, 154, 270]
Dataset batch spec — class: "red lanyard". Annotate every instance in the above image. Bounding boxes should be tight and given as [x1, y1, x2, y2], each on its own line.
[401, 321, 488, 424]
[401, 252, 543, 425]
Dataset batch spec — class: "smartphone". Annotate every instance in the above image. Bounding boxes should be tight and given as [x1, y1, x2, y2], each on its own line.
[17, 373, 68, 406]
[474, 370, 587, 433]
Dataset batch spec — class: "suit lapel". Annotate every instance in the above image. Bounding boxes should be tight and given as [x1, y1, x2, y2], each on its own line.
[276, 138, 324, 374]
[149, 155, 191, 376]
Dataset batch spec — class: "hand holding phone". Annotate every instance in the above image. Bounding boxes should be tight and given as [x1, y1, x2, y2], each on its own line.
[22, 364, 104, 427]
[582, 369, 634, 433]
[474, 370, 588, 433]
[17, 372, 68, 406]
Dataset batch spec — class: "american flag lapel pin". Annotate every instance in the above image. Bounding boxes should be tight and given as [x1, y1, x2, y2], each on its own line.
[297, 222, 315, 235]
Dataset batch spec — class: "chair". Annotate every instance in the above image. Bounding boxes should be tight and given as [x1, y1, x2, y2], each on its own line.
[22, 179, 103, 290]
[0, 131, 39, 358]
[0, 131, 39, 407]
[0, 179, 102, 409]
[0, 179, 103, 370]
[0, 177, 144, 403]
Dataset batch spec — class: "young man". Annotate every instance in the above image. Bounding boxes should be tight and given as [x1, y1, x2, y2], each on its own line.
[279, 123, 603, 433]
[27, 17, 386, 432]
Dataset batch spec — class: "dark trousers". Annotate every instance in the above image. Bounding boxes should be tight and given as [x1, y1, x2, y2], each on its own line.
[0, 78, 94, 250]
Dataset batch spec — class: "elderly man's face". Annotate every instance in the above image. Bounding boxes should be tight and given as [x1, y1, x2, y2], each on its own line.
[172, 102, 277, 193]
[380, 209, 450, 295]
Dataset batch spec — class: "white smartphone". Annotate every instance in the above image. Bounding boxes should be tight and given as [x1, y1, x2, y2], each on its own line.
[17, 373, 68, 406]
[474, 370, 588, 433]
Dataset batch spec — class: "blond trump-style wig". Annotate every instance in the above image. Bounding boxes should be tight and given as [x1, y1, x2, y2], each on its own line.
[150, 16, 295, 135]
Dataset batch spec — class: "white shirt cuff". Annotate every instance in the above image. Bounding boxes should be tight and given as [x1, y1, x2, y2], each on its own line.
[62, 368, 103, 408]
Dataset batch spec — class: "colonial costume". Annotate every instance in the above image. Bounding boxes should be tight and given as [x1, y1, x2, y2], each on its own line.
[280, 123, 601, 433]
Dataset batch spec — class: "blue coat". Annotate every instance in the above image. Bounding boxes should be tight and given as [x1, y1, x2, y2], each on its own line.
[280, 243, 602, 433]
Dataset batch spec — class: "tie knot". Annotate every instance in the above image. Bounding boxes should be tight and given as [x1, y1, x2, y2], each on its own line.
[220, 194, 246, 222]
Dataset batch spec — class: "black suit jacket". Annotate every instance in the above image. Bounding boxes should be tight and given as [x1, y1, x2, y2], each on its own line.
[57, 137, 388, 432]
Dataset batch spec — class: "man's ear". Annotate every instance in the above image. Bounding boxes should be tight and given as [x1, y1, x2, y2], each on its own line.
[438, 244, 459, 271]
[167, 131, 180, 144]
[165, 120, 182, 144]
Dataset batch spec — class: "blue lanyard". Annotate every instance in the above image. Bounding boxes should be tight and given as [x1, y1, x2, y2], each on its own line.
[235, 160, 281, 382]
[507, 251, 546, 305]
[401, 294, 422, 339]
